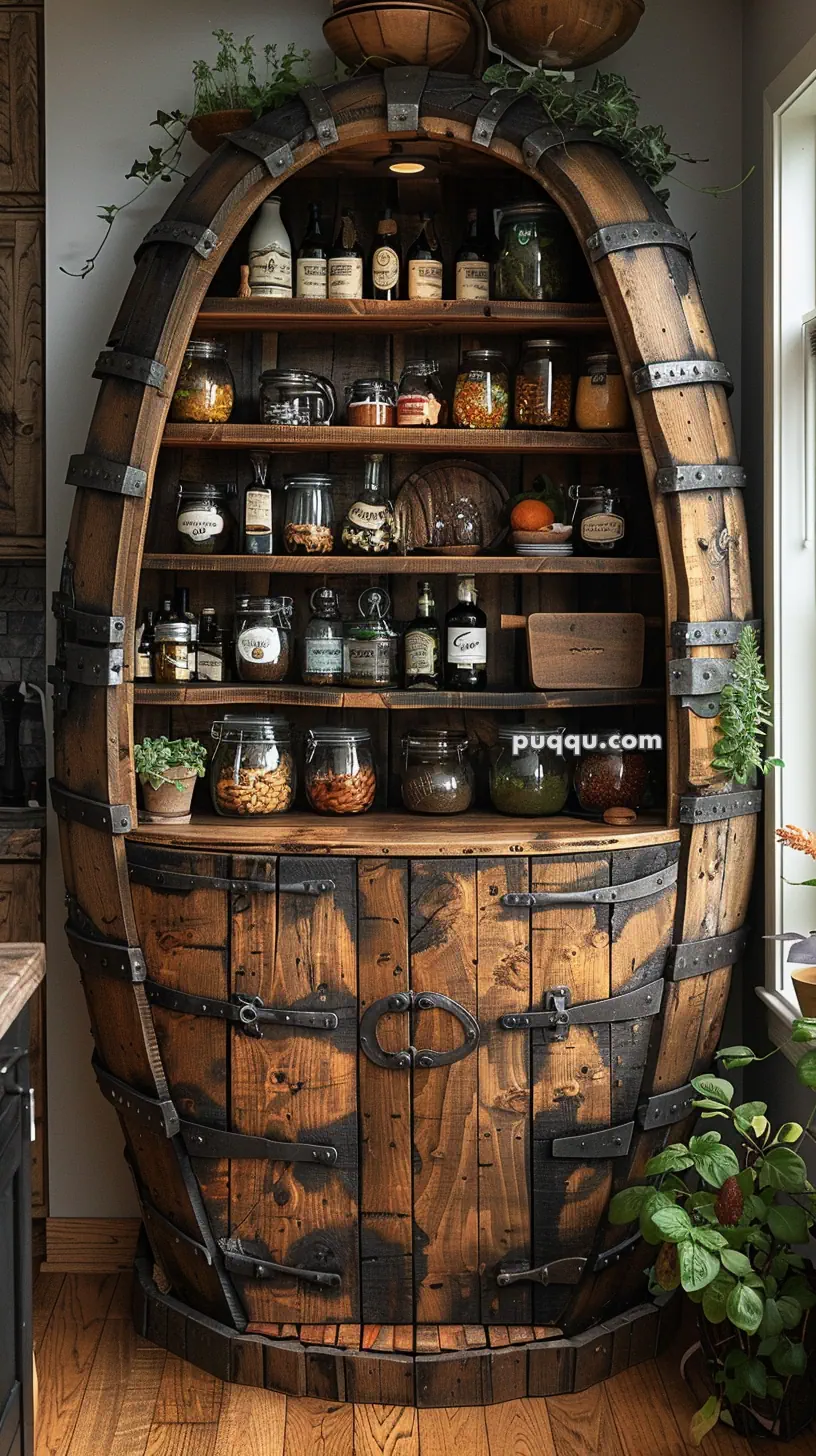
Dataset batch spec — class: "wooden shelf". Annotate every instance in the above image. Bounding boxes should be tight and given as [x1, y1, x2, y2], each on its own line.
[134, 684, 664, 710]
[0, 537, 45, 562]
[162, 423, 639, 454]
[142, 553, 660, 576]
[196, 298, 611, 334]
[129, 810, 678, 858]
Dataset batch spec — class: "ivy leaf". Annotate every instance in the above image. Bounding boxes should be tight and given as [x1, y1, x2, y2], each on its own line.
[726, 1282, 764, 1334]
[678, 1240, 720, 1293]
[759, 1147, 809, 1192]
[689, 1396, 721, 1447]
[690, 1076, 734, 1106]
[651, 1205, 693, 1242]
[766, 1203, 810, 1244]
[608, 1185, 651, 1225]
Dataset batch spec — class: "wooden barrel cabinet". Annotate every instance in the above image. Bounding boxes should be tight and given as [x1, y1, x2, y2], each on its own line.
[53, 70, 757, 1405]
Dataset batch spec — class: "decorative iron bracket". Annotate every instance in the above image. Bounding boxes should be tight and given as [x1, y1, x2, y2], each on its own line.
[50, 780, 133, 834]
[679, 790, 762, 825]
[585, 222, 691, 264]
[522, 124, 592, 170]
[66, 452, 147, 498]
[220, 1239, 341, 1288]
[552, 1122, 635, 1159]
[497, 1256, 586, 1288]
[501, 860, 677, 908]
[667, 925, 749, 981]
[668, 657, 735, 718]
[226, 127, 294, 176]
[500, 979, 663, 1040]
[671, 619, 761, 651]
[637, 1082, 696, 1130]
[655, 464, 746, 494]
[359, 990, 480, 1070]
[298, 83, 338, 148]
[93, 349, 167, 391]
[472, 89, 524, 148]
[143, 982, 338, 1036]
[593, 1231, 643, 1272]
[136, 220, 219, 261]
[384, 66, 429, 131]
[65, 923, 147, 983]
[632, 359, 733, 396]
[127, 860, 332, 897]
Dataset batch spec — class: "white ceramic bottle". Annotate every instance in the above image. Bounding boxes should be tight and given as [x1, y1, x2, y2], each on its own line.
[247, 196, 292, 298]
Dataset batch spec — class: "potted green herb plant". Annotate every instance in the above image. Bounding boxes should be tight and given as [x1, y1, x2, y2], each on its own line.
[608, 1032, 816, 1443]
[134, 736, 207, 824]
[711, 624, 783, 786]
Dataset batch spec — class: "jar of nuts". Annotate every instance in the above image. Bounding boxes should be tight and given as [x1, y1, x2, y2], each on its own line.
[573, 744, 649, 816]
[210, 715, 295, 817]
[514, 339, 573, 428]
[284, 474, 335, 555]
[304, 727, 376, 815]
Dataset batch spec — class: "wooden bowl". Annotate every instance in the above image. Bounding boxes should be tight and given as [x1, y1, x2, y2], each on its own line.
[792, 967, 816, 1018]
[324, 2, 473, 70]
[512, 524, 573, 544]
[483, 0, 644, 69]
[187, 108, 253, 154]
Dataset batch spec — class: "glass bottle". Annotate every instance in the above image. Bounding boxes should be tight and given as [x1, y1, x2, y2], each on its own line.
[340, 453, 397, 555]
[157, 597, 174, 624]
[243, 451, 273, 555]
[135, 611, 154, 680]
[455, 208, 490, 302]
[407, 213, 443, 300]
[343, 588, 398, 687]
[404, 581, 441, 690]
[247, 196, 292, 298]
[296, 202, 328, 299]
[302, 587, 344, 686]
[328, 209, 364, 300]
[445, 575, 487, 689]
[197, 608, 227, 683]
[153, 622, 191, 683]
[569, 483, 627, 556]
[174, 587, 197, 678]
[371, 205, 401, 300]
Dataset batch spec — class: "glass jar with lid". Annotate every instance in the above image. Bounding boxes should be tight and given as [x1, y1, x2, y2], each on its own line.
[346, 378, 398, 428]
[397, 359, 447, 427]
[575, 352, 631, 431]
[489, 725, 570, 815]
[340, 453, 398, 555]
[569, 483, 627, 555]
[153, 621, 191, 683]
[176, 483, 230, 555]
[302, 587, 344, 685]
[574, 744, 649, 816]
[170, 340, 235, 423]
[514, 339, 573, 428]
[211, 714, 295, 817]
[234, 596, 292, 682]
[400, 730, 474, 814]
[343, 588, 398, 687]
[453, 350, 509, 429]
[304, 727, 376, 815]
[495, 203, 576, 302]
[283, 474, 335, 554]
[259, 368, 336, 425]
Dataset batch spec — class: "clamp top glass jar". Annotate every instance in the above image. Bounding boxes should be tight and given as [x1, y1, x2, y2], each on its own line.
[210, 714, 295, 817]
[453, 350, 509, 429]
[514, 338, 573, 428]
[489, 724, 570, 816]
[234, 596, 292, 683]
[397, 359, 447, 427]
[170, 339, 235, 424]
[283, 474, 335, 554]
[346, 378, 398, 427]
[400, 730, 474, 815]
[495, 203, 577, 303]
[259, 368, 337, 425]
[176, 482, 230, 555]
[304, 727, 376, 815]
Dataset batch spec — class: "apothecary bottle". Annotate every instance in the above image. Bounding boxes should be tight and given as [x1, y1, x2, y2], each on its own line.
[340, 453, 397, 555]
[343, 588, 398, 687]
[404, 580, 441, 689]
[302, 587, 343, 686]
[170, 340, 235, 424]
[455, 208, 490, 301]
[211, 715, 295, 817]
[283, 474, 335, 555]
[445, 576, 487, 689]
[305, 727, 376, 815]
[296, 202, 328, 299]
[407, 213, 443, 300]
[247, 197, 292, 297]
[176, 483, 229, 555]
[570, 483, 627, 555]
[371, 206, 401, 300]
[135, 611, 154, 679]
[243, 452, 273, 554]
[197, 608, 227, 683]
[234, 596, 292, 683]
[328, 210, 364, 299]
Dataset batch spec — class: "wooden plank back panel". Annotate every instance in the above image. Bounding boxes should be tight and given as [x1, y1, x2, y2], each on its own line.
[0, 214, 42, 536]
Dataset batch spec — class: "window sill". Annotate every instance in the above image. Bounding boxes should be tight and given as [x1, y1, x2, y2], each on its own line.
[756, 986, 804, 1065]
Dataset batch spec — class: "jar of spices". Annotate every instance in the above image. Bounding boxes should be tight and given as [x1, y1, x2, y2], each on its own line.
[176, 483, 230, 555]
[170, 340, 235, 424]
[574, 745, 649, 816]
[453, 350, 509, 429]
[575, 352, 630, 431]
[153, 621, 191, 683]
[302, 587, 344, 686]
[514, 339, 573, 428]
[397, 359, 447, 427]
[234, 596, 292, 682]
[284, 474, 335, 555]
[305, 727, 376, 815]
[346, 378, 398, 428]
[400, 730, 474, 814]
[343, 588, 398, 687]
[489, 725, 570, 816]
[495, 203, 576, 302]
[211, 715, 295, 817]
[570, 483, 627, 555]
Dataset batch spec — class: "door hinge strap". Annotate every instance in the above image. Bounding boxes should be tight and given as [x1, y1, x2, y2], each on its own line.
[637, 1082, 696, 1130]
[668, 925, 749, 980]
[93, 349, 167, 391]
[552, 1121, 635, 1159]
[497, 1256, 586, 1288]
[66, 923, 147, 982]
[632, 359, 733, 396]
[671, 619, 761, 651]
[669, 657, 735, 718]
[136, 220, 219, 261]
[679, 790, 762, 825]
[298, 83, 338, 147]
[593, 1231, 644, 1272]
[220, 1240, 341, 1288]
[52, 643, 125, 691]
[52, 596, 126, 645]
[127, 861, 333, 896]
[500, 979, 663, 1038]
[501, 860, 677, 908]
[655, 464, 745, 494]
[141, 1198, 213, 1264]
[472, 89, 525, 148]
[227, 127, 294, 177]
[585, 222, 691, 263]
[143, 981, 339, 1034]
[50, 780, 133, 834]
[384, 66, 429, 131]
[66, 452, 148, 498]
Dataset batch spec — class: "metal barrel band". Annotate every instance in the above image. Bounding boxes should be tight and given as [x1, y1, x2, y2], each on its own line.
[359, 989, 480, 1071]
[298, 83, 338, 148]
[552, 1121, 635, 1159]
[66, 452, 147, 499]
[522, 124, 593, 171]
[497, 1256, 586, 1288]
[593, 1231, 643, 1273]
[384, 66, 429, 132]
[671, 619, 761, 651]
[65, 923, 147, 983]
[143, 980, 339, 1035]
[220, 1239, 341, 1288]
[655, 464, 746, 494]
[50, 780, 133, 834]
[679, 790, 762, 825]
[52, 597, 126, 645]
[471, 89, 525, 149]
[226, 128, 295, 177]
[93, 349, 167, 391]
[668, 657, 735, 719]
[585, 223, 691, 264]
[637, 1082, 696, 1130]
[668, 925, 749, 981]
[501, 860, 677, 909]
[135, 220, 219, 262]
[501, 978, 663, 1040]
[142, 1197, 213, 1265]
[181, 1121, 338, 1167]
[632, 359, 733, 396]
[93, 1055, 179, 1137]
[127, 859, 334, 897]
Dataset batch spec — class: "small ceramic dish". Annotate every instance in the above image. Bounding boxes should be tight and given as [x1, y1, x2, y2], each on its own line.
[512, 524, 573, 545]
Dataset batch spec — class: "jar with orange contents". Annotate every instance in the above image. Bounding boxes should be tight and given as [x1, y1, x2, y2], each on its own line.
[453, 350, 509, 429]
[575, 352, 631, 431]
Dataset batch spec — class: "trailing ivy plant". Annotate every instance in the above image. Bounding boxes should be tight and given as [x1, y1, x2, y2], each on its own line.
[711, 625, 783, 784]
[609, 1031, 816, 1444]
[134, 736, 207, 792]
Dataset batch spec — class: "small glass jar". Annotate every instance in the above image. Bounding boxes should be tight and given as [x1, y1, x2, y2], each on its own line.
[514, 339, 573, 428]
[400, 730, 474, 814]
[305, 727, 376, 815]
[234, 596, 292, 682]
[170, 340, 235, 423]
[259, 369, 336, 425]
[397, 359, 447, 427]
[489, 725, 570, 816]
[570, 483, 627, 555]
[346, 378, 398, 427]
[575, 352, 630, 431]
[211, 715, 295, 817]
[302, 587, 344, 686]
[453, 350, 509, 429]
[574, 746, 649, 816]
[283, 474, 335, 555]
[176, 483, 230, 555]
[343, 588, 398, 687]
[495, 203, 576, 303]
[153, 621, 191, 683]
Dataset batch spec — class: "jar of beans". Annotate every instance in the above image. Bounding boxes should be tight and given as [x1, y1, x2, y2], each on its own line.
[573, 745, 649, 816]
[453, 350, 509, 429]
[304, 727, 376, 815]
[234, 596, 292, 682]
[514, 339, 573, 428]
[400, 730, 474, 814]
[210, 715, 295, 817]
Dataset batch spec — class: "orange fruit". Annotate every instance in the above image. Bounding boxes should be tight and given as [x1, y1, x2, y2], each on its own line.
[510, 498, 555, 531]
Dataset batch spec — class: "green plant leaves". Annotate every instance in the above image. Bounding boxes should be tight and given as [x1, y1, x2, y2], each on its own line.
[639, 1189, 675, 1245]
[711, 625, 776, 782]
[688, 1132, 740, 1189]
[766, 1203, 810, 1244]
[689, 1396, 721, 1447]
[651, 1205, 692, 1242]
[679, 1240, 720, 1293]
[720, 1249, 753, 1277]
[797, 1049, 816, 1088]
[702, 1271, 736, 1324]
[760, 1299, 784, 1339]
[717, 1045, 759, 1069]
[777, 1122, 804, 1143]
[733, 1101, 767, 1134]
[690, 1075, 734, 1106]
[726, 1282, 764, 1333]
[644, 1145, 693, 1176]
[772, 1338, 807, 1376]
[759, 1146, 809, 1192]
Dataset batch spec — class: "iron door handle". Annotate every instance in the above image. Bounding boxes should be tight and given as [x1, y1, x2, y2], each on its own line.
[359, 990, 480, 1070]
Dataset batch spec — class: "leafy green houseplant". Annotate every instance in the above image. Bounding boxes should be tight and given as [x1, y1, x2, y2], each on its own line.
[134, 736, 207, 824]
[609, 1034, 816, 1443]
[711, 625, 783, 785]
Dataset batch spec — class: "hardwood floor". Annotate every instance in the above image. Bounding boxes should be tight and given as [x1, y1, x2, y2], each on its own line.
[33, 1274, 816, 1456]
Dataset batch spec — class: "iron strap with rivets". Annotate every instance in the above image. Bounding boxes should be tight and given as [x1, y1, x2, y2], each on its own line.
[66, 453, 147, 498]
[637, 1082, 696, 1129]
[93, 349, 167, 391]
[384, 66, 429, 131]
[522, 124, 593, 170]
[142, 1198, 212, 1264]
[671, 619, 761, 651]
[497, 1256, 586, 1288]
[500, 979, 663, 1037]
[593, 1231, 643, 1273]
[135, 221, 219, 261]
[585, 223, 691, 263]
[52, 598, 126, 646]
[471, 89, 524, 148]
[50, 780, 133, 834]
[668, 925, 749, 980]
[227, 127, 294, 177]
[220, 1240, 341, 1289]
[668, 658, 735, 718]
[632, 359, 733, 395]
[65, 923, 147, 983]
[501, 860, 677, 908]
[679, 789, 762, 824]
[552, 1122, 635, 1158]
[143, 981, 339, 1035]
[127, 861, 333, 897]
[655, 464, 746, 494]
[298, 83, 338, 148]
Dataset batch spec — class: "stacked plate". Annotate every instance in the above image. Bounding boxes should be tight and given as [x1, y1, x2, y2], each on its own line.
[512, 524, 574, 556]
[324, 0, 474, 71]
[514, 541, 574, 556]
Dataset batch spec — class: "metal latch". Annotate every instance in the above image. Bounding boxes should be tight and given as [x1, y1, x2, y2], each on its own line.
[497, 1257, 586, 1288]
[501, 860, 677, 908]
[500, 979, 663, 1040]
[359, 990, 480, 1070]
[220, 1238, 341, 1289]
[143, 982, 339, 1036]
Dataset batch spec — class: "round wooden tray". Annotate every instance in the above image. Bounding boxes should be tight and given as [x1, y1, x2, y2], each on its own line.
[395, 457, 508, 551]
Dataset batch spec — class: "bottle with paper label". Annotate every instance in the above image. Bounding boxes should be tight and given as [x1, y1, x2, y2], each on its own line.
[445, 576, 487, 689]
[407, 213, 444, 300]
[247, 197, 292, 298]
[371, 206, 401, 299]
[243, 452, 274, 555]
[455, 207, 491, 301]
[328, 209, 364, 299]
[296, 202, 328, 298]
[404, 581, 441, 690]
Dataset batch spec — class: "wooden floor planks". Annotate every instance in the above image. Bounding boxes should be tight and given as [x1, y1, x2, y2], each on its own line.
[33, 1273, 816, 1456]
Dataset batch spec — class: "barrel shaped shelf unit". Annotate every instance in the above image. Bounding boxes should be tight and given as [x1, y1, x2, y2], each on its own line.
[53, 70, 756, 1405]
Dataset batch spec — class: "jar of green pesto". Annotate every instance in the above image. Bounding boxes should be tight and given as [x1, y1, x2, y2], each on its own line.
[494, 203, 576, 303]
[489, 724, 570, 815]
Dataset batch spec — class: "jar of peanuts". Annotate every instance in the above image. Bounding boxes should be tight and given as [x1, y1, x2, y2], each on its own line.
[514, 339, 573, 428]
[304, 727, 376, 815]
[210, 715, 295, 817]
[453, 350, 509, 429]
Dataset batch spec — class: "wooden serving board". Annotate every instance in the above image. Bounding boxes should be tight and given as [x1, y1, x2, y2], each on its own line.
[394, 458, 508, 552]
[502, 611, 645, 689]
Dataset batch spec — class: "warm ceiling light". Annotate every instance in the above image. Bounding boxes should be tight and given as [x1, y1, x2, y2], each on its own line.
[388, 157, 426, 174]
[373, 147, 436, 176]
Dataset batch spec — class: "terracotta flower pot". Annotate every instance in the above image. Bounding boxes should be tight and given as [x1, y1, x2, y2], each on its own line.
[187, 109, 253, 155]
[139, 771, 197, 824]
[791, 966, 816, 1017]
[323, 2, 473, 71]
[483, 0, 644, 70]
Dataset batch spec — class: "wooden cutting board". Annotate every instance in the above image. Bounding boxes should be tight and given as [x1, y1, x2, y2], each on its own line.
[394, 458, 507, 552]
[502, 612, 645, 689]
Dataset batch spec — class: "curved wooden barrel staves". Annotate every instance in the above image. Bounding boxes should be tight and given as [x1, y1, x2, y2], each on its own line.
[53, 70, 756, 1403]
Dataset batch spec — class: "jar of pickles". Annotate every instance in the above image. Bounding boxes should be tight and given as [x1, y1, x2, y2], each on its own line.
[489, 725, 569, 815]
[400, 730, 474, 814]
[170, 340, 235, 423]
[283, 474, 335, 554]
[575, 352, 630, 431]
[305, 727, 376, 815]
[210, 715, 295, 816]
[234, 596, 292, 682]
[495, 203, 576, 302]
[453, 350, 509, 429]
[514, 339, 573, 428]
[176, 483, 230, 555]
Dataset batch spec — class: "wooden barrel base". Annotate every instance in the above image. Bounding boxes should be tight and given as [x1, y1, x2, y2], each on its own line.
[132, 1245, 675, 1406]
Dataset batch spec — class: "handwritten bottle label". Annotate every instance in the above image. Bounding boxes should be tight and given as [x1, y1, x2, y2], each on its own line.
[447, 626, 487, 666]
[456, 260, 489, 301]
[177, 507, 224, 542]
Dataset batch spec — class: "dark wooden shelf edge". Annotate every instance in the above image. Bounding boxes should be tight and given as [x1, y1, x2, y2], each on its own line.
[195, 297, 611, 334]
[161, 424, 639, 454]
[141, 554, 660, 576]
[134, 684, 664, 709]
